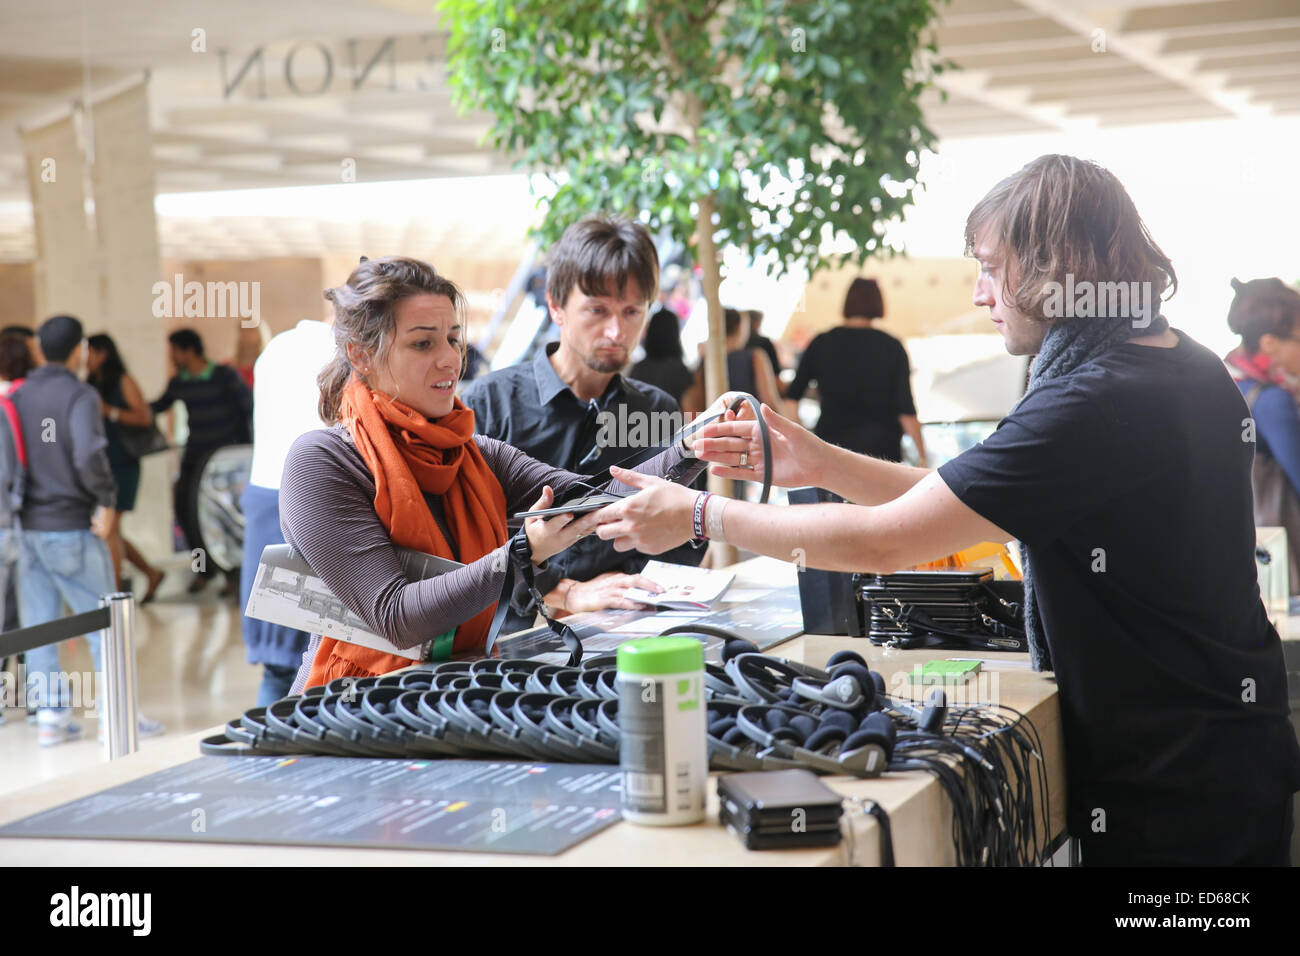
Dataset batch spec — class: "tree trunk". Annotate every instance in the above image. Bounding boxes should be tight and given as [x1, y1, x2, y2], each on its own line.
[693, 191, 737, 566]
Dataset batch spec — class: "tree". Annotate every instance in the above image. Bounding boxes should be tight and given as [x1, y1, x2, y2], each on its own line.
[444, 0, 946, 554]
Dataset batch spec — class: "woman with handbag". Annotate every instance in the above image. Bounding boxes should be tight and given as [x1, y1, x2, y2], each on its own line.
[86, 333, 165, 602]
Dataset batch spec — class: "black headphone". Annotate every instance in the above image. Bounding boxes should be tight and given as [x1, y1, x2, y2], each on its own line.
[706, 699, 802, 772]
[732, 703, 895, 777]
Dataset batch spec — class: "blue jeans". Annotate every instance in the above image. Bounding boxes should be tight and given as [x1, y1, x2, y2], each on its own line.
[257, 663, 298, 707]
[18, 529, 114, 711]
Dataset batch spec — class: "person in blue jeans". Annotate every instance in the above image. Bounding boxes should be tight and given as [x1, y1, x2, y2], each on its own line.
[239, 318, 337, 706]
[13, 315, 162, 746]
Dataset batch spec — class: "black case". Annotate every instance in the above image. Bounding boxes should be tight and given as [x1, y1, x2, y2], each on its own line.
[717, 769, 844, 844]
[719, 807, 842, 850]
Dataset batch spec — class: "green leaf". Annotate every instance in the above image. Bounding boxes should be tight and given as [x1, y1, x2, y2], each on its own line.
[441, 0, 942, 279]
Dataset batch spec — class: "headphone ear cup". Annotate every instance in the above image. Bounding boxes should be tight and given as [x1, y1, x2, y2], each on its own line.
[722, 726, 750, 746]
[722, 638, 759, 661]
[820, 709, 857, 734]
[828, 661, 870, 684]
[869, 670, 887, 700]
[805, 724, 848, 752]
[825, 675, 863, 709]
[788, 714, 817, 742]
[709, 716, 737, 739]
[826, 650, 867, 669]
[853, 712, 897, 760]
[763, 709, 792, 732]
[828, 664, 875, 708]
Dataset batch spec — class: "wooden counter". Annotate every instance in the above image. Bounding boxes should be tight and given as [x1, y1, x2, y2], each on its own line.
[0, 560, 1065, 865]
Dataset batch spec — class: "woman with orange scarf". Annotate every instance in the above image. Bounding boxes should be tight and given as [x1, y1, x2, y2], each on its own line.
[278, 257, 706, 691]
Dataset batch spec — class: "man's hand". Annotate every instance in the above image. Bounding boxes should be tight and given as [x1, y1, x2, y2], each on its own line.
[91, 506, 117, 540]
[553, 571, 663, 614]
[523, 485, 604, 564]
[592, 466, 697, 554]
[692, 402, 828, 489]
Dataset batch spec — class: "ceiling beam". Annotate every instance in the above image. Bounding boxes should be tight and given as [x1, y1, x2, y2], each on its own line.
[1015, 0, 1267, 120]
[1121, 0, 1300, 35]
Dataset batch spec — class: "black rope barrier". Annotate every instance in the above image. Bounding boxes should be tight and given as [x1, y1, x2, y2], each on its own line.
[0, 608, 111, 660]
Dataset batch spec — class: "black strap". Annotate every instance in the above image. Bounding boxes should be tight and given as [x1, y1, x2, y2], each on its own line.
[485, 528, 585, 666]
[0, 608, 110, 659]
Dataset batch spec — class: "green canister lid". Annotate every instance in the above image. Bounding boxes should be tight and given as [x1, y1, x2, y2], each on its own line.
[617, 636, 704, 675]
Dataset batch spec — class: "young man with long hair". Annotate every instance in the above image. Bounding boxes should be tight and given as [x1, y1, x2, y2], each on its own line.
[595, 155, 1300, 866]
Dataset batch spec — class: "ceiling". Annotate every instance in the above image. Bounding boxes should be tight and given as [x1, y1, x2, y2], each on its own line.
[0, 0, 1296, 260]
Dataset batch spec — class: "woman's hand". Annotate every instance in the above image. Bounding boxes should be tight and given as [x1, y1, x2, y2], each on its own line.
[557, 571, 662, 613]
[523, 485, 604, 565]
[592, 467, 698, 554]
[692, 401, 828, 489]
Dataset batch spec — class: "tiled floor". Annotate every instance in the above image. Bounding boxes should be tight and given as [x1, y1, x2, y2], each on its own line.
[0, 560, 261, 799]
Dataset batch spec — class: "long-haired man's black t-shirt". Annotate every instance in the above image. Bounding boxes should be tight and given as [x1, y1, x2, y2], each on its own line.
[939, 330, 1300, 863]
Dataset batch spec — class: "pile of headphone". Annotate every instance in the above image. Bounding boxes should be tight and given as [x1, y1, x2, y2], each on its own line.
[202, 656, 624, 763]
[204, 627, 1050, 865]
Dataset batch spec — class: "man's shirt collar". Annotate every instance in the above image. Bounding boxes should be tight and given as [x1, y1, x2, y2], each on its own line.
[532, 341, 626, 408]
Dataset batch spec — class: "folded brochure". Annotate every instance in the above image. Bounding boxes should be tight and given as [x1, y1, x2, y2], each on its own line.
[623, 560, 735, 611]
[244, 543, 463, 661]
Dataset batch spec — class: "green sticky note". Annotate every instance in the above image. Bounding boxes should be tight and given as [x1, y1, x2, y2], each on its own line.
[910, 659, 981, 683]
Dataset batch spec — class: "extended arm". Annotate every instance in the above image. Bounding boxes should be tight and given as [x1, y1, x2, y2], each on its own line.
[280, 436, 513, 650]
[149, 380, 175, 415]
[694, 402, 930, 505]
[593, 467, 1009, 572]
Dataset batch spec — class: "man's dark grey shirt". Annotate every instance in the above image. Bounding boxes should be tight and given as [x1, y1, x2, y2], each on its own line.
[14, 364, 117, 531]
[461, 342, 705, 630]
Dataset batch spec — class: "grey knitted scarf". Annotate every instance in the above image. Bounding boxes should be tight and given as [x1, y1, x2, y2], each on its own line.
[1018, 310, 1170, 671]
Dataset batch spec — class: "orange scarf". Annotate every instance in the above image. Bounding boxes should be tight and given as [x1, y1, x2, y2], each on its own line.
[304, 377, 508, 687]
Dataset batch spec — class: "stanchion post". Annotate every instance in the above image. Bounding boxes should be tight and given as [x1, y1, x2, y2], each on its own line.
[100, 592, 139, 759]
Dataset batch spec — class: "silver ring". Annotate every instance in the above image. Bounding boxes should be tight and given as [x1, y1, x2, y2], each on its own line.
[739, 451, 749, 467]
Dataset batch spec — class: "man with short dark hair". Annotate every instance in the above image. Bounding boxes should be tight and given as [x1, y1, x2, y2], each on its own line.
[14, 317, 115, 743]
[462, 216, 704, 632]
[151, 327, 253, 595]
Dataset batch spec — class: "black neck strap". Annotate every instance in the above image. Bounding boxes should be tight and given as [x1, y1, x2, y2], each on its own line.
[486, 528, 585, 666]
